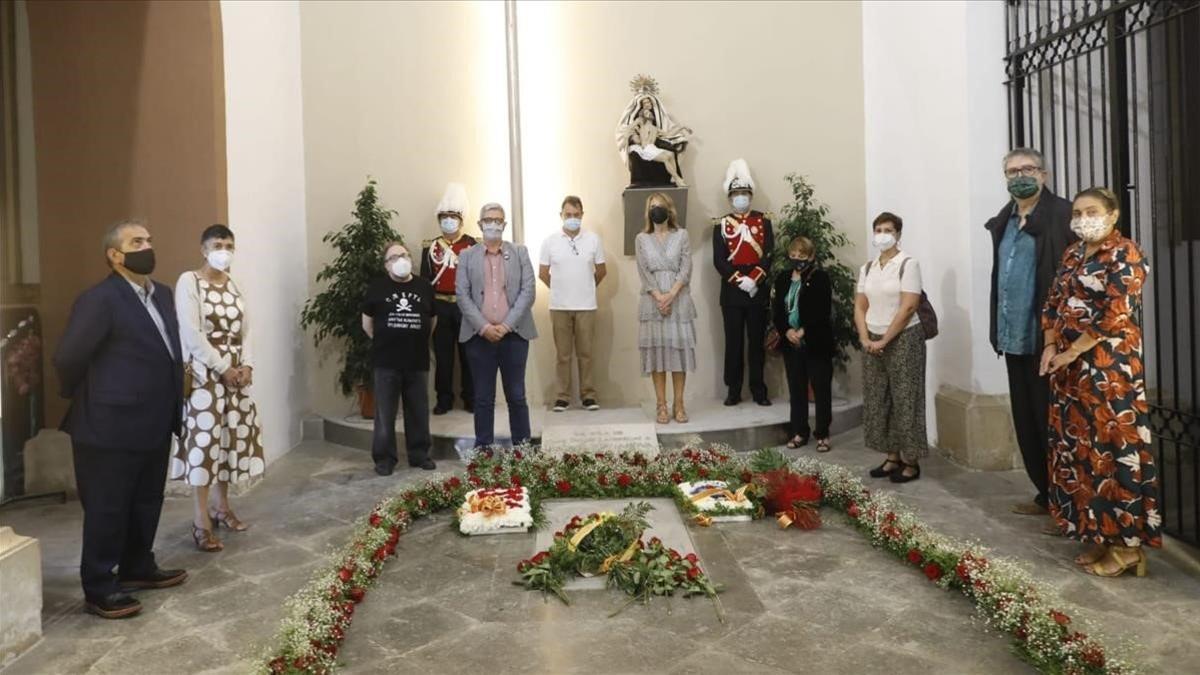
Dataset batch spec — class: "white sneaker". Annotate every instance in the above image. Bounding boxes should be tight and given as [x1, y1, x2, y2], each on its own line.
[582, 398, 600, 411]
[552, 400, 569, 412]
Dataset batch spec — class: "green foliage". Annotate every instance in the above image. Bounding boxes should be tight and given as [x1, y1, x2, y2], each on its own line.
[772, 174, 861, 370]
[748, 447, 790, 474]
[299, 179, 401, 396]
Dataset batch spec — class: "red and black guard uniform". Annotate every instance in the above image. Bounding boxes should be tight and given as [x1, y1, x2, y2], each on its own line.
[421, 233, 476, 410]
[712, 210, 774, 402]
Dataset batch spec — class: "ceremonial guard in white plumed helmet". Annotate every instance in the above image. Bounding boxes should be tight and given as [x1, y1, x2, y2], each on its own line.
[712, 159, 774, 406]
[421, 183, 477, 414]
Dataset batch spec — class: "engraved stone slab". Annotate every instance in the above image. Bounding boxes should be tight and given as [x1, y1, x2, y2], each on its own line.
[534, 498, 695, 590]
[539, 423, 659, 456]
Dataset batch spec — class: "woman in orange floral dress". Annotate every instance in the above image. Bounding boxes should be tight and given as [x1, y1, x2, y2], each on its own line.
[1040, 187, 1161, 577]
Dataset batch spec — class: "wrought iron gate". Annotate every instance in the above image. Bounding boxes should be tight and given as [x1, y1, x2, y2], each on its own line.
[1005, 0, 1200, 545]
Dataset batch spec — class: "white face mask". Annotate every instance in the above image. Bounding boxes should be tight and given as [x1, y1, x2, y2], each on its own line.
[873, 232, 897, 250]
[1070, 215, 1112, 243]
[206, 249, 234, 271]
[731, 194, 751, 213]
[440, 217, 460, 235]
[481, 225, 504, 243]
[563, 217, 581, 232]
[389, 257, 412, 278]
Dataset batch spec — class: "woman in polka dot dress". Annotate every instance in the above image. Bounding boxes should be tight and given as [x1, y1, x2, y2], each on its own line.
[172, 225, 264, 552]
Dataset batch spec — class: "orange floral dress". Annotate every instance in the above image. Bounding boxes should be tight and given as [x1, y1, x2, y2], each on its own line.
[1041, 230, 1161, 548]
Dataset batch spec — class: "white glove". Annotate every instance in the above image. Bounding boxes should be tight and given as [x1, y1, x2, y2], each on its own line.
[737, 277, 756, 294]
[747, 285, 758, 299]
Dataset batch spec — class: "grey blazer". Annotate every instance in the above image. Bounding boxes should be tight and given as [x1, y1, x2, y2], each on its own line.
[456, 240, 538, 342]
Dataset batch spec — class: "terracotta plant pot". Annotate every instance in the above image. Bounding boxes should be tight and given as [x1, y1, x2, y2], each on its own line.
[357, 386, 375, 420]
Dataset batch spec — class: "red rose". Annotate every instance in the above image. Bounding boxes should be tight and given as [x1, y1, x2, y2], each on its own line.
[448, 476, 462, 488]
[649, 536, 662, 547]
[847, 503, 861, 518]
[1082, 646, 1105, 668]
[517, 560, 529, 573]
[368, 513, 383, 527]
[617, 473, 633, 487]
[922, 563, 943, 581]
[514, 450, 523, 460]
[955, 562, 971, 582]
[492, 465, 503, 476]
[373, 547, 387, 561]
[268, 657, 287, 673]
[556, 480, 572, 494]
[331, 625, 345, 641]
[338, 567, 354, 582]
[484, 449, 494, 458]
[685, 553, 698, 563]
[697, 467, 710, 478]
[740, 470, 753, 483]
[598, 474, 609, 486]
[384, 542, 397, 556]
[349, 587, 366, 603]
[531, 551, 549, 565]
[686, 566, 701, 580]
[1015, 627, 1027, 641]
[906, 549, 922, 565]
[668, 548, 681, 560]
[671, 472, 683, 483]
[510, 474, 522, 488]
[1050, 610, 1071, 626]
[468, 475, 483, 486]
[388, 528, 401, 544]
[884, 512, 897, 523]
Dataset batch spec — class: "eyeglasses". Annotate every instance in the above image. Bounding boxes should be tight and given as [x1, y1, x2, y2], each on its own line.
[1004, 165, 1043, 178]
[385, 254, 408, 263]
[480, 219, 505, 228]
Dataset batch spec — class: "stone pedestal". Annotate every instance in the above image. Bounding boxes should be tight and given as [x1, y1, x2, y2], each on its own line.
[0, 526, 42, 666]
[934, 384, 1019, 471]
[622, 186, 689, 255]
[23, 429, 76, 500]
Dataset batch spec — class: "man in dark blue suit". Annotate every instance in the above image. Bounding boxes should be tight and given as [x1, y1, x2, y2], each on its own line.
[54, 219, 188, 619]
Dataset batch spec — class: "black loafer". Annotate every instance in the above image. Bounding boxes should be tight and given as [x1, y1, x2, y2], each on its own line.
[433, 404, 451, 416]
[409, 459, 436, 471]
[754, 397, 772, 407]
[119, 567, 188, 591]
[374, 463, 395, 476]
[462, 400, 474, 413]
[85, 592, 142, 619]
[723, 394, 741, 407]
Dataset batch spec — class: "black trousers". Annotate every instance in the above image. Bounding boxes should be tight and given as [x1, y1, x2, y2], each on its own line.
[783, 347, 834, 439]
[1005, 353, 1050, 507]
[73, 440, 169, 600]
[432, 299, 473, 408]
[721, 304, 768, 398]
[372, 367, 432, 467]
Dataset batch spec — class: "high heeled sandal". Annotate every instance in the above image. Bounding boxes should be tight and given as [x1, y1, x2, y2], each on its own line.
[786, 435, 809, 449]
[192, 524, 223, 552]
[1082, 547, 1147, 578]
[209, 508, 249, 532]
[1073, 545, 1107, 566]
[655, 404, 670, 424]
[673, 404, 688, 424]
[816, 438, 832, 453]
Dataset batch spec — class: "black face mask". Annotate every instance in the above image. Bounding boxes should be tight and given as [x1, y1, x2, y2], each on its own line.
[792, 259, 813, 272]
[649, 206, 669, 225]
[121, 248, 156, 275]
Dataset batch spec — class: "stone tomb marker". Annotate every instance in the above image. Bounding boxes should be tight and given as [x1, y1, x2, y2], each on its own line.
[534, 498, 696, 590]
[539, 422, 659, 457]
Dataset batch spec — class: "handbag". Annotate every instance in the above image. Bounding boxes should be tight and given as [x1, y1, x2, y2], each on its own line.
[865, 257, 938, 340]
[764, 325, 782, 352]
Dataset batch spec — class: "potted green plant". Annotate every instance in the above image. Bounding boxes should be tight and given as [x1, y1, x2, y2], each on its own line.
[771, 173, 861, 371]
[300, 178, 401, 418]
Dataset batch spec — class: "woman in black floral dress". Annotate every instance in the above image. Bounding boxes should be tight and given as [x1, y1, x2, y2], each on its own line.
[1040, 187, 1161, 577]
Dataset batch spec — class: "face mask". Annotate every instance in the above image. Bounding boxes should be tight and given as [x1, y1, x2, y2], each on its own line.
[481, 225, 504, 243]
[389, 257, 412, 278]
[1007, 175, 1040, 199]
[873, 232, 897, 250]
[563, 217, 581, 232]
[440, 217, 461, 235]
[206, 249, 234, 271]
[649, 206, 669, 224]
[121, 248, 156, 275]
[792, 258, 812, 272]
[731, 194, 751, 213]
[1070, 215, 1112, 243]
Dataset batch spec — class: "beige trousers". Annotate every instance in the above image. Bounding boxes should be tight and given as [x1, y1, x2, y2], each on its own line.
[550, 309, 596, 400]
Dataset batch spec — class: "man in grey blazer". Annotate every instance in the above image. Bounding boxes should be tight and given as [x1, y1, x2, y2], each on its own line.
[456, 202, 538, 447]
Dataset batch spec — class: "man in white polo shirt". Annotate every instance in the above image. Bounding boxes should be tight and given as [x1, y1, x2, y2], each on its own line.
[539, 195, 607, 412]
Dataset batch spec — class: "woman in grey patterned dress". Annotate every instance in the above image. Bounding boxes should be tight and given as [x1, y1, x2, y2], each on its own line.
[635, 192, 696, 424]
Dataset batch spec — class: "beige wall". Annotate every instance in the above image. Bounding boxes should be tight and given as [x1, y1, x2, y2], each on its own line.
[301, 0, 865, 415]
[26, 0, 228, 424]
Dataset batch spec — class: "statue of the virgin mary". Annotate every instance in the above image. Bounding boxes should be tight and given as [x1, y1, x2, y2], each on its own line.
[615, 75, 693, 188]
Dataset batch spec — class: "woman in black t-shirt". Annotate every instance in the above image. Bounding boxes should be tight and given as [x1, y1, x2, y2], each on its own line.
[360, 242, 436, 474]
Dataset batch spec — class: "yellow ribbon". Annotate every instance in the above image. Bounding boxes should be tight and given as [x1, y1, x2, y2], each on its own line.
[776, 513, 794, 529]
[466, 493, 508, 517]
[689, 484, 750, 505]
[693, 513, 714, 527]
[567, 513, 614, 551]
[599, 538, 641, 573]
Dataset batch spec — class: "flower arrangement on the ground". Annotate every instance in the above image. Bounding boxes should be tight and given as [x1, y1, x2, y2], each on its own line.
[514, 502, 723, 619]
[456, 486, 532, 535]
[675, 480, 755, 523]
[750, 448, 823, 529]
[261, 445, 1137, 675]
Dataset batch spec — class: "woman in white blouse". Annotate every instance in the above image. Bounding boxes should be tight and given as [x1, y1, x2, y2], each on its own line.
[854, 212, 928, 483]
[171, 225, 264, 552]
